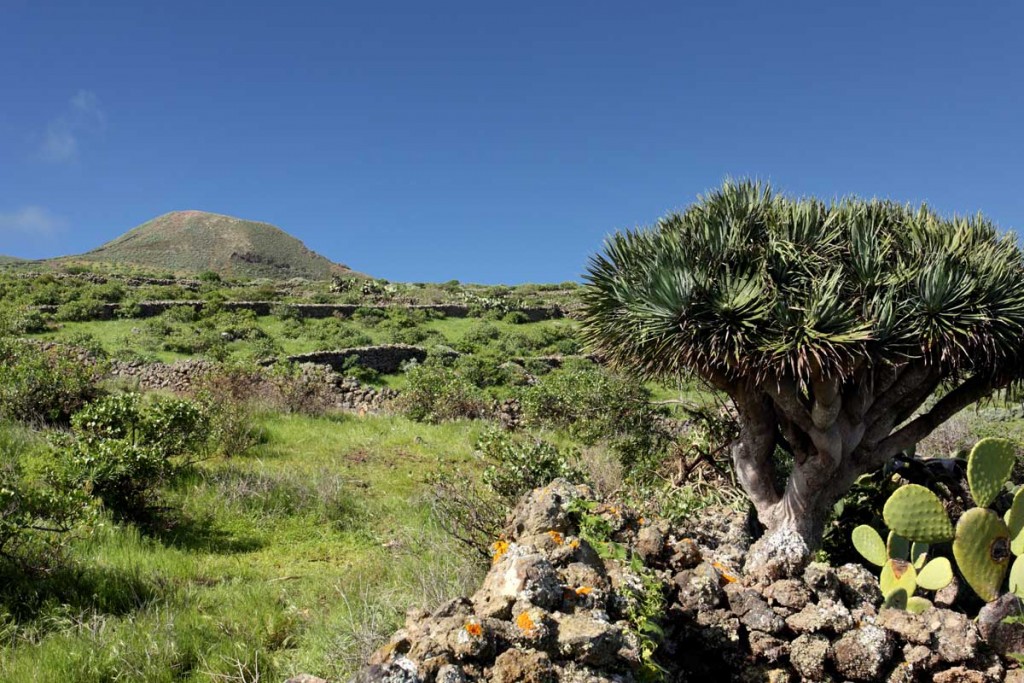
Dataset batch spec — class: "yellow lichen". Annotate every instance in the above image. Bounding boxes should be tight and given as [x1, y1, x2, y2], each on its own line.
[575, 586, 593, 596]
[568, 539, 580, 550]
[490, 540, 510, 564]
[547, 530, 564, 545]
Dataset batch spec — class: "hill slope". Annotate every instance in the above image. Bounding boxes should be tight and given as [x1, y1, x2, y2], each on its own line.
[73, 210, 359, 280]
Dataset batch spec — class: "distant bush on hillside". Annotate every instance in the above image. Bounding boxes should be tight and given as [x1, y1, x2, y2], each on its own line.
[0, 339, 106, 425]
[519, 360, 671, 467]
[398, 357, 489, 423]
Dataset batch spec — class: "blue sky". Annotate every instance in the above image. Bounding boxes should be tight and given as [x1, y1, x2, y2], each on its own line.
[1, 2, 1021, 283]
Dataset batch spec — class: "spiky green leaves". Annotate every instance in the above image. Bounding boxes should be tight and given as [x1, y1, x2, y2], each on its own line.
[953, 508, 1011, 602]
[581, 181, 1024, 388]
[967, 438, 1016, 507]
[882, 484, 954, 543]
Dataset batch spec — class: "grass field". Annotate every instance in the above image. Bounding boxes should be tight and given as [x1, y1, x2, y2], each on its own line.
[0, 413, 486, 683]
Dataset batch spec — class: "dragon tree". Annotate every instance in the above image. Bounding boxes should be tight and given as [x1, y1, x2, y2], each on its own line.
[581, 181, 1024, 570]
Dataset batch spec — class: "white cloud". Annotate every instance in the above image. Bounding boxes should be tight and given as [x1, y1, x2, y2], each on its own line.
[39, 90, 104, 163]
[0, 206, 67, 235]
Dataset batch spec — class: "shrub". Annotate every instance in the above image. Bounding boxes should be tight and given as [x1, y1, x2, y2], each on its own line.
[0, 306, 50, 335]
[0, 339, 106, 425]
[54, 393, 211, 520]
[398, 358, 488, 423]
[519, 360, 670, 467]
[55, 297, 107, 322]
[0, 423, 85, 564]
[477, 429, 585, 501]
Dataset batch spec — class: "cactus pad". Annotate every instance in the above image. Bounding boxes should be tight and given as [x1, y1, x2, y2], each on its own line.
[916, 557, 953, 591]
[880, 558, 917, 598]
[906, 596, 932, 614]
[911, 541, 929, 569]
[852, 525, 886, 567]
[1010, 555, 1024, 599]
[953, 508, 1011, 602]
[1006, 488, 1024, 556]
[882, 484, 954, 543]
[887, 532, 910, 561]
[967, 438, 1016, 508]
[882, 588, 908, 610]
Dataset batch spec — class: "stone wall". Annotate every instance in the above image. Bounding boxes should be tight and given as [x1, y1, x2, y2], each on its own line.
[109, 358, 397, 413]
[341, 481, 1023, 683]
[34, 301, 565, 321]
[283, 344, 458, 374]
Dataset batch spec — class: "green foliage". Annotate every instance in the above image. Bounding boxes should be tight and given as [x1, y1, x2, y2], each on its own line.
[0, 422, 86, 563]
[519, 360, 670, 467]
[398, 357, 488, 423]
[477, 429, 585, 502]
[581, 179, 1024, 387]
[0, 339, 106, 425]
[54, 393, 211, 519]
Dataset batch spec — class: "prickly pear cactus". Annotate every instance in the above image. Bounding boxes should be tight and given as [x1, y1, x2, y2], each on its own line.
[882, 484, 954, 543]
[880, 558, 917, 600]
[1010, 555, 1024, 598]
[887, 531, 911, 561]
[967, 438, 1015, 508]
[953, 507, 1011, 602]
[916, 556, 953, 591]
[906, 596, 933, 614]
[1005, 488, 1024, 556]
[852, 525, 886, 567]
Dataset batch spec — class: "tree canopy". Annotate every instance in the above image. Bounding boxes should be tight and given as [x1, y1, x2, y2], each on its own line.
[581, 180, 1024, 564]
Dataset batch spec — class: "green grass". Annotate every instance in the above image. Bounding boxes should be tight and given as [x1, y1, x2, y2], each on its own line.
[0, 413, 487, 682]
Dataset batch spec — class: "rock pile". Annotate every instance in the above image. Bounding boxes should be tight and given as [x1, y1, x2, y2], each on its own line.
[110, 358, 217, 393]
[343, 480, 1024, 683]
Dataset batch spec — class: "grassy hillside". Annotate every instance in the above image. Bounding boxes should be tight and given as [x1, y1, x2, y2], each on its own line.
[69, 210, 360, 280]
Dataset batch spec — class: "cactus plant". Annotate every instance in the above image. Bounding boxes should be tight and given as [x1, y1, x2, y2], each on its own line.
[852, 525, 886, 567]
[967, 438, 1016, 508]
[852, 524, 952, 610]
[856, 437, 1022, 608]
[953, 507, 1011, 602]
[882, 484, 954, 543]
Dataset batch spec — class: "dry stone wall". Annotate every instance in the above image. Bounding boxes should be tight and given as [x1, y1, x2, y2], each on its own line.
[340, 480, 1024, 683]
[283, 344, 458, 374]
[33, 301, 565, 321]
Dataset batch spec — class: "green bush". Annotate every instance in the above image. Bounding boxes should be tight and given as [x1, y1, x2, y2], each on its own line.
[55, 393, 211, 519]
[519, 360, 670, 467]
[0, 339, 106, 425]
[478, 429, 585, 501]
[398, 357, 488, 423]
[0, 423, 86, 563]
[55, 297, 107, 322]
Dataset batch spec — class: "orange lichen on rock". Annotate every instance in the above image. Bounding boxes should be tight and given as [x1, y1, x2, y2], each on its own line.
[575, 586, 593, 596]
[712, 561, 738, 583]
[568, 539, 580, 550]
[516, 611, 537, 634]
[490, 540, 510, 564]
[547, 530, 564, 545]
[464, 621, 483, 638]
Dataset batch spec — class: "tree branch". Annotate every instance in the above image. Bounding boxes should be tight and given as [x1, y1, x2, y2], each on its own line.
[868, 374, 995, 468]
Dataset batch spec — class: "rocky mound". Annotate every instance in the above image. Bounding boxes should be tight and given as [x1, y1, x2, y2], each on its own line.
[338, 481, 1024, 683]
[68, 210, 360, 280]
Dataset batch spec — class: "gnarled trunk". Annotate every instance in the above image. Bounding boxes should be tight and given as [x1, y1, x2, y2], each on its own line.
[720, 365, 995, 578]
